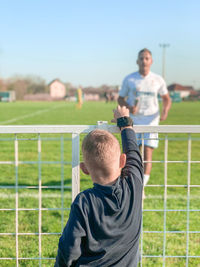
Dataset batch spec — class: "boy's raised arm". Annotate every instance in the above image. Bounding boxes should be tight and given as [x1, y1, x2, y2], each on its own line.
[112, 106, 143, 182]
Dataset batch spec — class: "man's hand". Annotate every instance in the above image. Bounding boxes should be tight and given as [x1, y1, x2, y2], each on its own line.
[160, 110, 168, 121]
[160, 94, 171, 121]
[129, 105, 138, 114]
[111, 105, 130, 123]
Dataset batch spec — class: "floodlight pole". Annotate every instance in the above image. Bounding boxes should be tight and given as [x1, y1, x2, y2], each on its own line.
[159, 43, 170, 80]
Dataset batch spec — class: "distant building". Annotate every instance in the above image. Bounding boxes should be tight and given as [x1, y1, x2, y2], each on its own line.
[82, 87, 118, 101]
[66, 85, 119, 102]
[49, 79, 66, 99]
[168, 83, 195, 99]
[84, 93, 100, 101]
[0, 91, 16, 102]
[24, 93, 52, 101]
[188, 89, 200, 101]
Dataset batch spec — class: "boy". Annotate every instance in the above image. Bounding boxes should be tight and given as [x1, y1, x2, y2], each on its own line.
[55, 106, 143, 267]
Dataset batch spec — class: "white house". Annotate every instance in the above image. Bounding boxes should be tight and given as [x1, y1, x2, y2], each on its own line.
[168, 83, 194, 99]
[49, 79, 66, 99]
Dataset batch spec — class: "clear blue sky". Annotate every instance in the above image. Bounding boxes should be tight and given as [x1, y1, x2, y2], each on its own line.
[0, 0, 200, 88]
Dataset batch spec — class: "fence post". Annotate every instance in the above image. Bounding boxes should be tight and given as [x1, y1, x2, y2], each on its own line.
[72, 133, 80, 201]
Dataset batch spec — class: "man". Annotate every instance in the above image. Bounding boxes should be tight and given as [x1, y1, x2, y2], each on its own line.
[118, 48, 171, 188]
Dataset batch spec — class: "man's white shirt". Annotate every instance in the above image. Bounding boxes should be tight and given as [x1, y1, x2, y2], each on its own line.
[119, 71, 168, 119]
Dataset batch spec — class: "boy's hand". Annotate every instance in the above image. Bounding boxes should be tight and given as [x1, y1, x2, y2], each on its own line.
[111, 105, 130, 123]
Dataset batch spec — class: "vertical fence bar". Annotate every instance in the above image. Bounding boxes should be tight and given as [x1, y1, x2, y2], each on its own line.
[72, 133, 80, 201]
[140, 132, 144, 267]
[38, 134, 42, 267]
[141, 133, 144, 160]
[186, 134, 191, 267]
[163, 134, 168, 266]
[14, 134, 19, 267]
[60, 135, 64, 231]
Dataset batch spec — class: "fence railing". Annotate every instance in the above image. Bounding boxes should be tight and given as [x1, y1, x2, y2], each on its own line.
[0, 123, 200, 266]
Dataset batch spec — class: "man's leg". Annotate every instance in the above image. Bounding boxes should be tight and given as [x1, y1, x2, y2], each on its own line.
[140, 145, 154, 183]
[137, 131, 157, 199]
[144, 145, 154, 183]
[141, 145, 154, 200]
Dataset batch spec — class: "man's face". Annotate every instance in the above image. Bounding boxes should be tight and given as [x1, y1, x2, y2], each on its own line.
[137, 51, 153, 74]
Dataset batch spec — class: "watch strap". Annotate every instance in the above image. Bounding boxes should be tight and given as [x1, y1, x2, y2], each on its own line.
[117, 116, 133, 129]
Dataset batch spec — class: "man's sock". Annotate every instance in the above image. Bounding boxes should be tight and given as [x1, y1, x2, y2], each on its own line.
[144, 174, 150, 186]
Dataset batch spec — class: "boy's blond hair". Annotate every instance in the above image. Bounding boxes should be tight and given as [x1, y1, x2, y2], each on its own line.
[82, 129, 121, 177]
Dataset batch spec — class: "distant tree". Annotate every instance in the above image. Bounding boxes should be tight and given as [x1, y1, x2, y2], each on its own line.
[0, 79, 7, 91]
[25, 75, 48, 94]
[5, 75, 48, 99]
[7, 79, 27, 100]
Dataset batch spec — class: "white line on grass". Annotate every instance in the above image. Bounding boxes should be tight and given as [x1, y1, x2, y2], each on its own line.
[0, 103, 67, 125]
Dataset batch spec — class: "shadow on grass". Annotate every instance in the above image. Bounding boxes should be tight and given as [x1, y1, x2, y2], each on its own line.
[0, 178, 72, 192]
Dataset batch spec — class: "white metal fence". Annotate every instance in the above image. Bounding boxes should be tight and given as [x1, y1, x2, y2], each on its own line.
[0, 124, 200, 266]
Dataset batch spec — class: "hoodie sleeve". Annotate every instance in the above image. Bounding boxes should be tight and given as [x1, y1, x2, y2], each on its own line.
[54, 202, 86, 267]
[121, 128, 143, 183]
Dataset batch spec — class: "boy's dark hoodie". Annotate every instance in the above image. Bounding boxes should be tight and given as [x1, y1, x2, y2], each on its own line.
[55, 128, 143, 267]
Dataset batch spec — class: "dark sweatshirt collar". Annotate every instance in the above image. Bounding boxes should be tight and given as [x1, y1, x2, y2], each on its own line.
[93, 177, 121, 194]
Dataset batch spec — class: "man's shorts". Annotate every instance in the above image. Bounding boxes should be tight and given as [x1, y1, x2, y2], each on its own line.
[136, 132, 159, 148]
[131, 112, 160, 149]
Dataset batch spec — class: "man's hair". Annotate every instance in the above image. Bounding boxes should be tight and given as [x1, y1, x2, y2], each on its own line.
[138, 48, 152, 57]
[82, 129, 121, 176]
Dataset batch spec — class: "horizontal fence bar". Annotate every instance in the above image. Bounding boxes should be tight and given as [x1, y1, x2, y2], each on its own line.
[0, 233, 62, 236]
[142, 184, 200, 188]
[0, 161, 71, 165]
[4, 209, 200, 212]
[143, 256, 200, 258]
[143, 209, 200, 212]
[1, 230, 200, 236]
[1, 136, 200, 142]
[0, 208, 70, 211]
[0, 124, 200, 134]
[0, 137, 72, 141]
[0, 185, 71, 189]
[0, 258, 57, 260]
[1, 255, 200, 260]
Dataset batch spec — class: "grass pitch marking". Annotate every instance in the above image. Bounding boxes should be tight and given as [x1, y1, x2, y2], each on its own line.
[0, 103, 67, 125]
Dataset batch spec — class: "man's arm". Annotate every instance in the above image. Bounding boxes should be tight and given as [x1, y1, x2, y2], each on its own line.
[160, 93, 171, 121]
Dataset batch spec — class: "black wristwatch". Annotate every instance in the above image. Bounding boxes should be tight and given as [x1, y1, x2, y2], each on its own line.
[117, 116, 133, 130]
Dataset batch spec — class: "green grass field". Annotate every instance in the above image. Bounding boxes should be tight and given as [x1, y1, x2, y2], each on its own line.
[0, 101, 200, 267]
